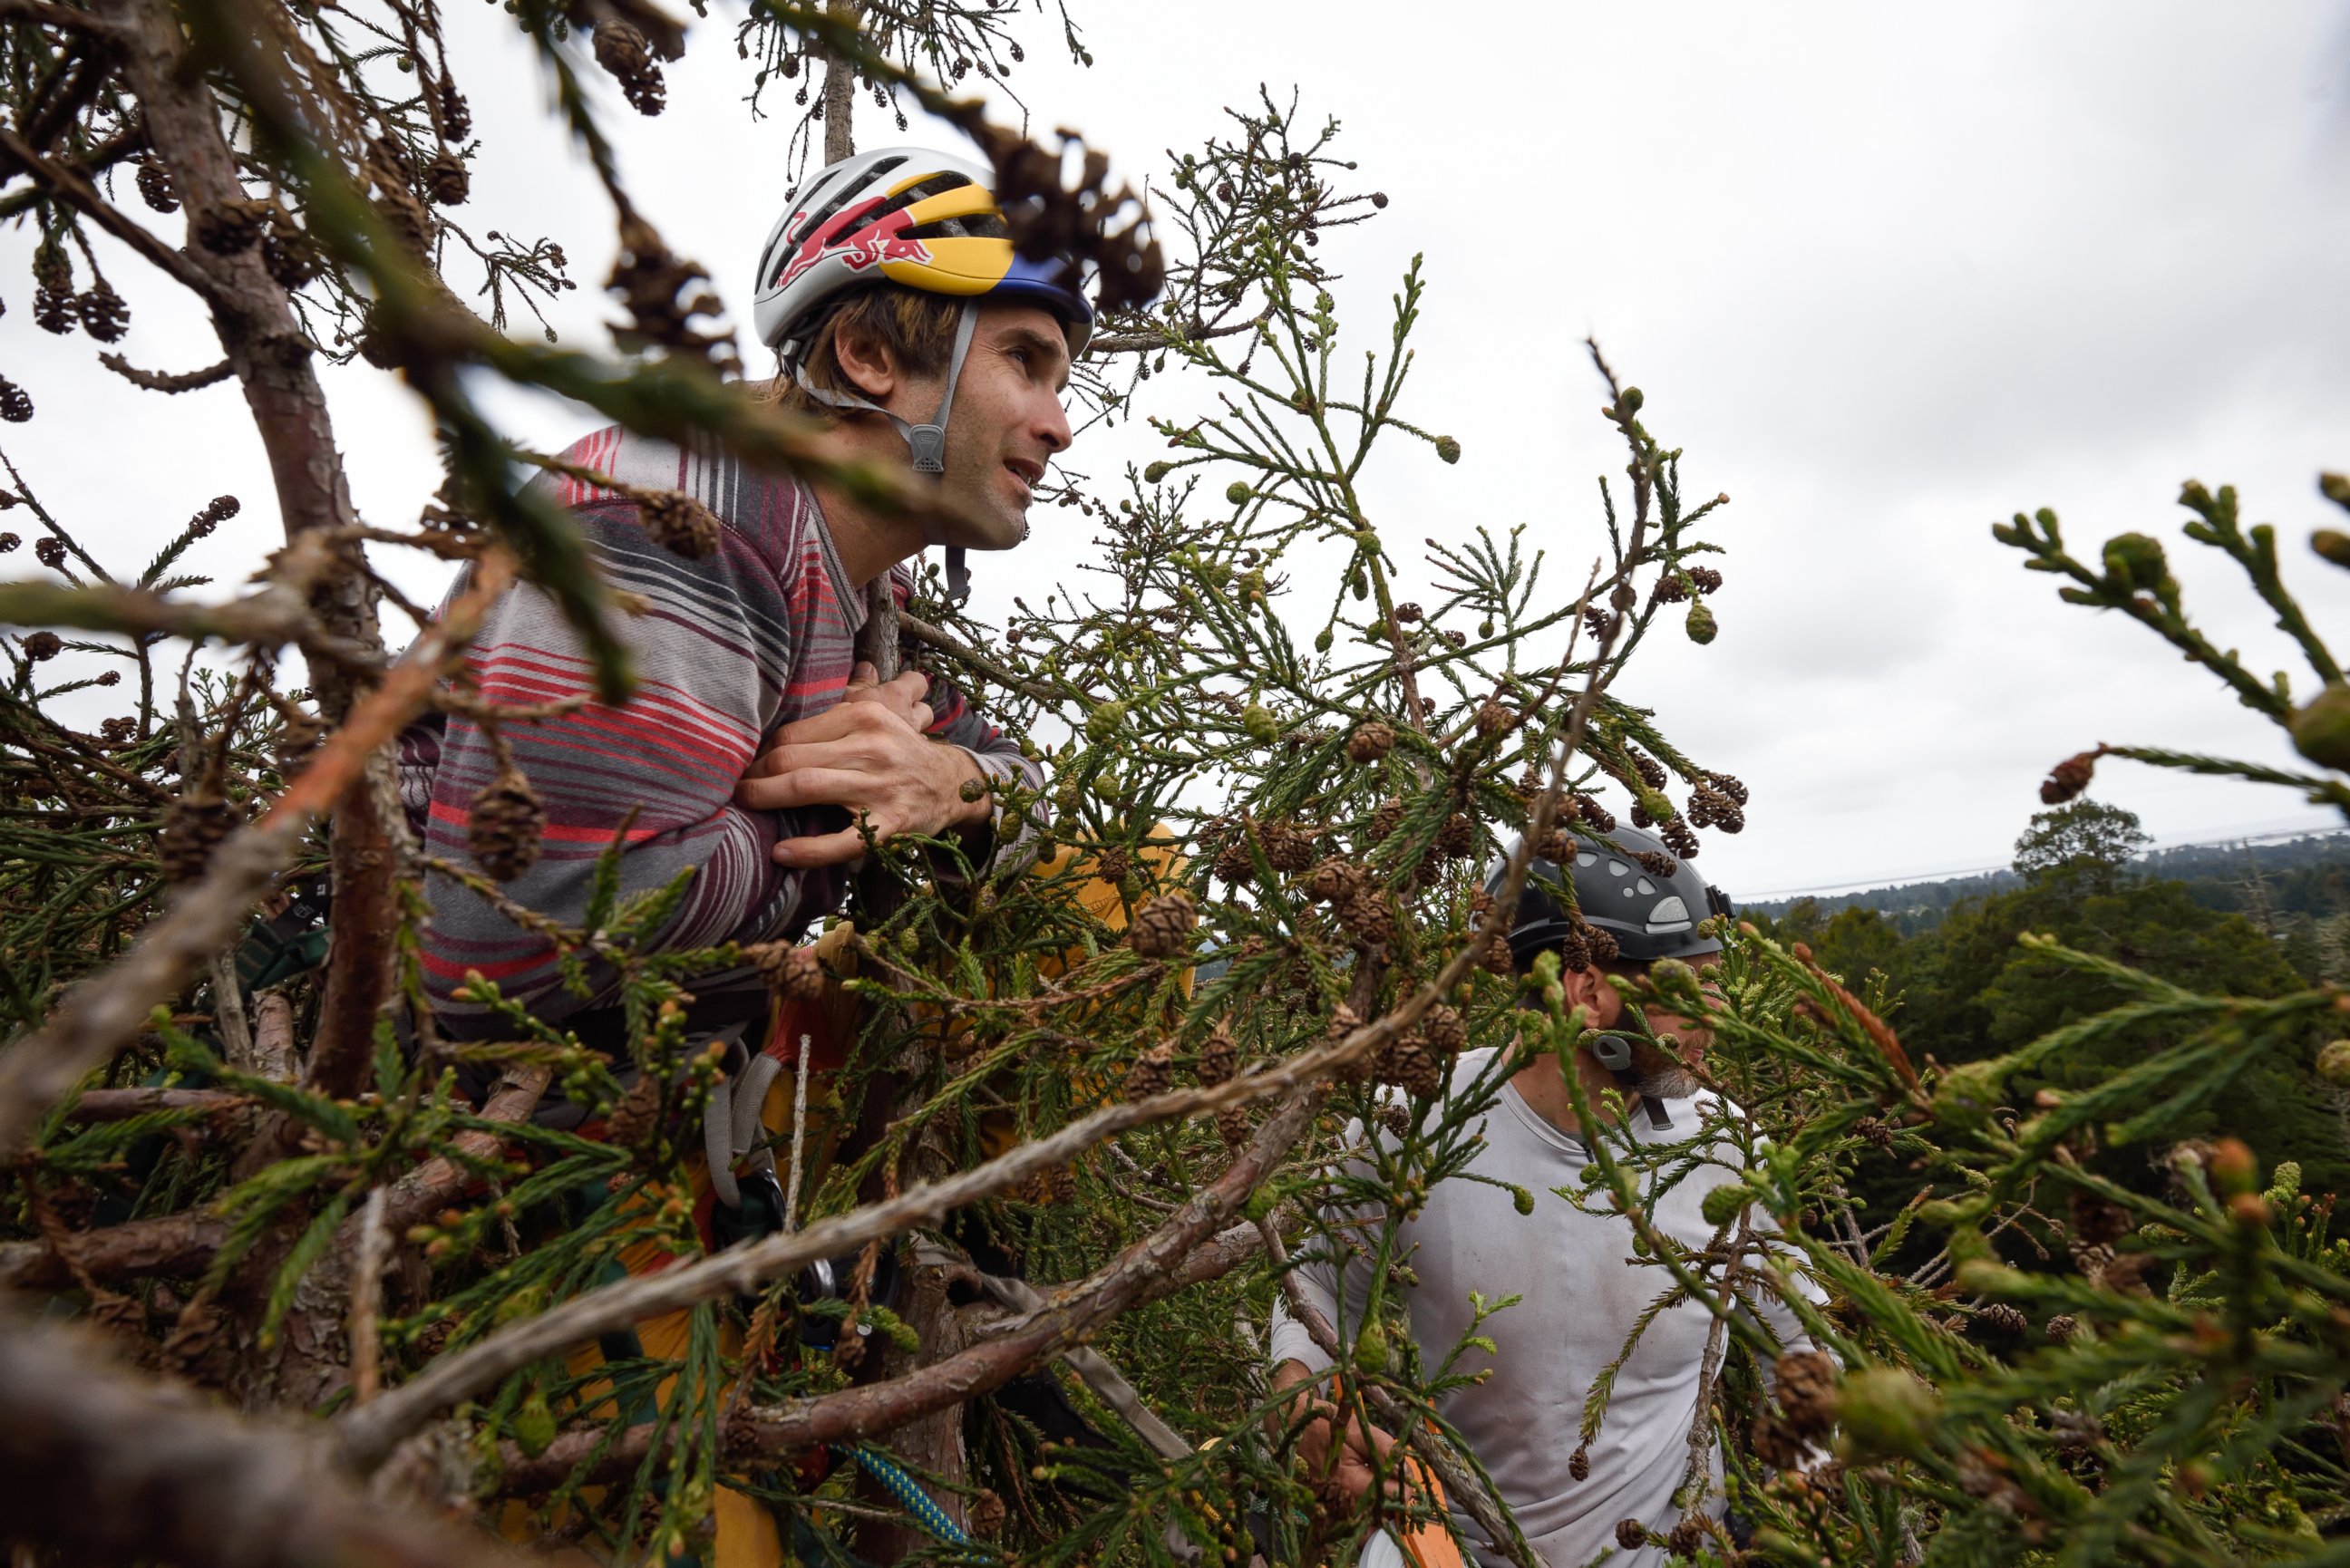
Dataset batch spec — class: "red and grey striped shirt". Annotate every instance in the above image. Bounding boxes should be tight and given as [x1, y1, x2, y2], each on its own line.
[399, 425, 1042, 1037]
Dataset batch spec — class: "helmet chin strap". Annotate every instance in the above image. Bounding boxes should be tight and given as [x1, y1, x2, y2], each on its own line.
[1585, 1032, 1674, 1131]
[790, 300, 982, 605]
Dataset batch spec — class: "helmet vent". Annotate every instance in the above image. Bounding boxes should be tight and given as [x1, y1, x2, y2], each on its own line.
[787, 154, 908, 250]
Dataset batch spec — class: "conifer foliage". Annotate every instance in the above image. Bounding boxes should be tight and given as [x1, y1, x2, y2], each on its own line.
[4, 0, 2350, 1563]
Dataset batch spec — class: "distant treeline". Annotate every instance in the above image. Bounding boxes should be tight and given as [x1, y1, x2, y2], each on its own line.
[1743, 830, 2350, 935]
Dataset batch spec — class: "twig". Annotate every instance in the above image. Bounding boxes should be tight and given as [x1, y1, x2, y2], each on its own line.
[96, 353, 235, 394]
[0, 551, 516, 1160]
[348, 1188, 390, 1405]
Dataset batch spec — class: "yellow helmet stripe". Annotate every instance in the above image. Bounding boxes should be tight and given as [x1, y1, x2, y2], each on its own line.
[903, 183, 1000, 227]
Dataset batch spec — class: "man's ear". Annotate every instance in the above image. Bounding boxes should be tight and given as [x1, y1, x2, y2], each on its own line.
[829, 319, 899, 404]
[1559, 962, 1622, 1027]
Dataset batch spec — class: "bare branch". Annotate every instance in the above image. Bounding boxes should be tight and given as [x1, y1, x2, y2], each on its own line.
[99, 352, 237, 393]
[0, 1307, 517, 1568]
[0, 552, 517, 1160]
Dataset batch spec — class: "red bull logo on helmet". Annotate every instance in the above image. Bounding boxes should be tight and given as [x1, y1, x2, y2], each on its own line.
[773, 198, 935, 293]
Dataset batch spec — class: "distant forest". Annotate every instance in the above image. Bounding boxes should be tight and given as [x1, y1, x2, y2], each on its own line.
[1745, 828, 2350, 937]
[1746, 805, 2350, 1226]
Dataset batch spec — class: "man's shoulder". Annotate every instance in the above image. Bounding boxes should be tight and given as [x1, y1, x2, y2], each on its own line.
[538, 426, 815, 543]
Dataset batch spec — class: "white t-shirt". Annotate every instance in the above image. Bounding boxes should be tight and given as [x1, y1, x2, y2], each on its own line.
[1267, 1049, 1820, 1567]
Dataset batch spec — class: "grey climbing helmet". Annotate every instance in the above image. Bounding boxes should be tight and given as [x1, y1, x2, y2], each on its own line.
[1485, 823, 1733, 969]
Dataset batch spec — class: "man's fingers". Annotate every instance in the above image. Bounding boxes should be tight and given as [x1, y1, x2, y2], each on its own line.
[772, 825, 875, 868]
[846, 660, 878, 689]
[735, 766, 870, 813]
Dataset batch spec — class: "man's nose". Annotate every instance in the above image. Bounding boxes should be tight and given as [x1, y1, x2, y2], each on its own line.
[1038, 393, 1073, 453]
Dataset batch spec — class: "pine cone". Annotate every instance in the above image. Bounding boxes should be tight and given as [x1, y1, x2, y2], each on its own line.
[1534, 826, 1573, 865]
[1615, 1520, 1648, 1552]
[1263, 819, 1314, 872]
[136, 159, 179, 214]
[34, 536, 64, 567]
[1706, 771, 1748, 806]
[422, 150, 471, 206]
[2044, 1313, 2079, 1345]
[1661, 818, 1700, 859]
[1628, 749, 1667, 789]
[603, 1070, 665, 1147]
[968, 1490, 1005, 1539]
[160, 789, 241, 884]
[1632, 850, 1678, 879]
[1197, 1021, 1237, 1086]
[374, 181, 433, 258]
[1374, 1102, 1413, 1140]
[1378, 1031, 1443, 1099]
[1124, 1040, 1176, 1101]
[1576, 795, 1617, 833]
[23, 630, 61, 663]
[1689, 566, 1724, 595]
[1434, 812, 1473, 857]
[2069, 1191, 2131, 1248]
[593, 20, 667, 115]
[1335, 881, 1392, 944]
[1127, 891, 1197, 959]
[1666, 1519, 1704, 1560]
[1854, 1116, 1896, 1153]
[1217, 1105, 1251, 1147]
[1481, 932, 1514, 974]
[193, 198, 269, 256]
[1473, 700, 1511, 737]
[1629, 800, 1652, 828]
[1094, 842, 1132, 886]
[438, 82, 473, 141]
[1748, 1410, 1808, 1471]
[1326, 1003, 1374, 1084]
[639, 491, 719, 558]
[189, 496, 239, 537]
[1568, 1445, 1589, 1482]
[1305, 856, 1353, 903]
[262, 211, 321, 289]
[755, 943, 826, 1001]
[1346, 720, 1394, 763]
[1773, 1350, 1840, 1436]
[1976, 1302, 2028, 1338]
[1583, 924, 1619, 965]
[1212, 840, 1253, 885]
[1364, 797, 1405, 844]
[1653, 574, 1689, 604]
[2041, 750, 2098, 806]
[76, 282, 129, 344]
[1423, 1002, 1467, 1058]
[1556, 927, 1592, 973]
[1, 534, 19, 553]
[468, 766, 546, 881]
[0, 379, 30, 423]
[1392, 602, 1422, 623]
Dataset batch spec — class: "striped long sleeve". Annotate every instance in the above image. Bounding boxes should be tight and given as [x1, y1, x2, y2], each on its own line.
[406, 427, 1043, 1036]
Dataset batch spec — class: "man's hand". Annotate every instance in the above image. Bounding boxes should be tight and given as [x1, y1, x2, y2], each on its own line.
[1271, 1360, 1401, 1506]
[734, 663, 993, 867]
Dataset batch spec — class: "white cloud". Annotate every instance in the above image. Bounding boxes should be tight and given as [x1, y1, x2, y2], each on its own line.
[6, 1, 2347, 898]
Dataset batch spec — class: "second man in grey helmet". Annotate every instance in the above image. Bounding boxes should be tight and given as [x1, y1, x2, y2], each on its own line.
[1267, 823, 1826, 1567]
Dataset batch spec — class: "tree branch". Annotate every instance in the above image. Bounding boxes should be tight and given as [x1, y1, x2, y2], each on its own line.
[0, 1307, 516, 1568]
[0, 552, 515, 1160]
[495, 1088, 1324, 1494]
[99, 351, 236, 393]
[0, 124, 213, 301]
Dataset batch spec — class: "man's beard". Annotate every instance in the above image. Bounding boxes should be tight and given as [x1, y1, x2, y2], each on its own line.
[1631, 1040, 1699, 1101]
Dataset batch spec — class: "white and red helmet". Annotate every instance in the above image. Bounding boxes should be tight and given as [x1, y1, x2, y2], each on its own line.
[753, 146, 1096, 362]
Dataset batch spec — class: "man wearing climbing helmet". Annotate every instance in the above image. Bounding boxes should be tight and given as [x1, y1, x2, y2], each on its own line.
[1267, 826, 1827, 1566]
[408, 146, 1102, 1040]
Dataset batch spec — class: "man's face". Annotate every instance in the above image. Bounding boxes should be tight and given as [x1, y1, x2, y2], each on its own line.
[1594, 950, 1724, 1101]
[895, 302, 1075, 552]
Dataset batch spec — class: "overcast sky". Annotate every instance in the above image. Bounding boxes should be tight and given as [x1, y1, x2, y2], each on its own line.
[8, 3, 2350, 899]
